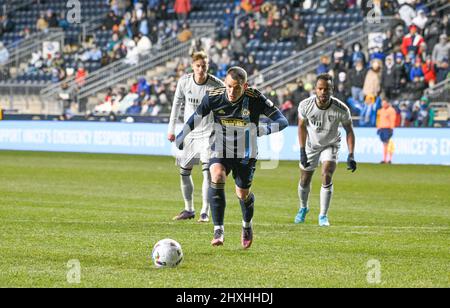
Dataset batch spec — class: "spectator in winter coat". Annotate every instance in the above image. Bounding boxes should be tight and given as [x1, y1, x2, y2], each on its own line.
[401, 25, 425, 57]
[174, 0, 191, 22]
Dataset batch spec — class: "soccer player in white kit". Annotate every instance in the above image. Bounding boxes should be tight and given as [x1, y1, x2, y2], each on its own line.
[295, 74, 357, 227]
[168, 51, 224, 222]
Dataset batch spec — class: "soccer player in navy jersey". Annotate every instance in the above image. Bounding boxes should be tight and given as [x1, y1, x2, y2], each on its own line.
[176, 67, 288, 249]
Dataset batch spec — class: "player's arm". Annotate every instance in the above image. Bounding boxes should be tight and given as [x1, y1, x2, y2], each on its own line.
[342, 120, 357, 172]
[175, 94, 212, 150]
[259, 94, 288, 136]
[298, 117, 310, 168]
[168, 80, 185, 142]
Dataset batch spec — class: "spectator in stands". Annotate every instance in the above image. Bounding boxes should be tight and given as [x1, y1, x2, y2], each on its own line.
[58, 11, 70, 31]
[295, 29, 308, 52]
[230, 28, 247, 60]
[363, 59, 382, 102]
[0, 42, 9, 66]
[329, 0, 348, 13]
[436, 57, 449, 83]
[415, 96, 435, 127]
[349, 58, 366, 109]
[412, 9, 428, 31]
[75, 65, 88, 89]
[381, 0, 399, 16]
[376, 100, 397, 164]
[432, 34, 450, 64]
[291, 79, 310, 106]
[103, 11, 119, 31]
[422, 56, 437, 87]
[313, 25, 327, 45]
[381, 55, 397, 100]
[335, 72, 351, 104]
[349, 42, 366, 68]
[409, 57, 424, 81]
[0, 14, 15, 38]
[280, 19, 293, 42]
[332, 40, 347, 65]
[174, 0, 191, 23]
[405, 75, 427, 101]
[401, 24, 425, 57]
[36, 12, 49, 32]
[291, 12, 305, 38]
[266, 86, 280, 106]
[177, 23, 192, 43]
[398, 0, 417, 27]
[423, 15, 441, 54]
[316, 55, 330, 75]
[46, 10, 59, 29]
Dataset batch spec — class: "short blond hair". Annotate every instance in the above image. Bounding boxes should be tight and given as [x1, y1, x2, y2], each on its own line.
[191, 51, 208, 62]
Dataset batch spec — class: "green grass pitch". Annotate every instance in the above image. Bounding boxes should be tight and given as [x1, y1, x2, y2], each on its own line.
[0, 150, 448, 288]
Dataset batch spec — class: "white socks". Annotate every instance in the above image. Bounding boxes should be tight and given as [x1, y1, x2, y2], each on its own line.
[180, 173, 194, 212]
[320, 183, 333, 217]
[201, 164, 211, 215]
[298, 182, 311, 209]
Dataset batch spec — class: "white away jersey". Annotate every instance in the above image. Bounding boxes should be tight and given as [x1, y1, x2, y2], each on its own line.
[168, 73, 224, 139]
[298, 96, 352, 149]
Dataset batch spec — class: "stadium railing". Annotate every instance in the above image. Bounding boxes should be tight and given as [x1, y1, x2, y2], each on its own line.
[248, 18, 392, 90]
[1, 29, 65, 73]
[248, 0, 450, 90]
[39, 23, 216, 114]
[1, 0, 34, 15]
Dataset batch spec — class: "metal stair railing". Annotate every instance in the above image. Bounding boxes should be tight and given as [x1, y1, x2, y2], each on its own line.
[1, 29, 65, 74]
[76, 25, 216, 103]
[40, 23, 216, 102]
[248, 18, 392, 90]
[1, 0, 34, 15]
[425, 78, 450, 102]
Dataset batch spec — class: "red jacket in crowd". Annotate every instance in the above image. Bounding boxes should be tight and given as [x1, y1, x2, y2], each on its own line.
[174, 0, 191, 14]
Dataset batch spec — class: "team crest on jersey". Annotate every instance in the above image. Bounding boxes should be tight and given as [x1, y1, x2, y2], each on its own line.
[242, 108, 250, 118]
[328, 115, 336, 122]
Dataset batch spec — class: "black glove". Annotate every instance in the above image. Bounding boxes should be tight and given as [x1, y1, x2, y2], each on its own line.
[300, 148, 310, 168]
[347, 153, 357, 173]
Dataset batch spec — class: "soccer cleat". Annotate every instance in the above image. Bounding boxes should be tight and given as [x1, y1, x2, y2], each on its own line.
[319, 215, 330, 227]
[294, 208, 310, 224]
[172, 210, 195, 221]
[241, 226, 253, 249]
[198, 213, 209, 223]
[211, 229, 224, 246]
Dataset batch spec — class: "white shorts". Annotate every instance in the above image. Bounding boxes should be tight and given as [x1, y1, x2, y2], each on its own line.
[176, 137, 212, 169]
[300, 145, 340, 172]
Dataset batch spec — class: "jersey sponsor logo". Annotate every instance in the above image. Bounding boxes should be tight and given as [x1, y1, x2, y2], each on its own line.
[220, 119, 247, 127]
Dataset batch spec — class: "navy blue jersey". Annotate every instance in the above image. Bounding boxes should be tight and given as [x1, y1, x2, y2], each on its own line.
[177, 87, 288, 160]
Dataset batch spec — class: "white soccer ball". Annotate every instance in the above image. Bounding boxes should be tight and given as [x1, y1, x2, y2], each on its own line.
[152, 239, 183, 268]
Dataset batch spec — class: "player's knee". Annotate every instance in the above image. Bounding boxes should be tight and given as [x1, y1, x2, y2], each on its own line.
[211, 172, 226, 184]
[321, 171, 333, 185]
[236, 189, 250, 201]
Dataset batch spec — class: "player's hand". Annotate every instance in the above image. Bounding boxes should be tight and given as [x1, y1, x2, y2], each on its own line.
[300, 148, 310, 168]
[347, 153, 357, 173]
[175, 134, 184, 150]
[168, 134, 175, 142]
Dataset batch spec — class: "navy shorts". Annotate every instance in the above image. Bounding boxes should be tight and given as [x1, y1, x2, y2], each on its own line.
[210, 158, 257, 189]
[378, 128, 394, 143]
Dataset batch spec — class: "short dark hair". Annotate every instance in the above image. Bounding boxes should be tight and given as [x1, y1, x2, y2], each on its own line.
[316, 73, 333, 88]
[226, 66, 248, 84]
